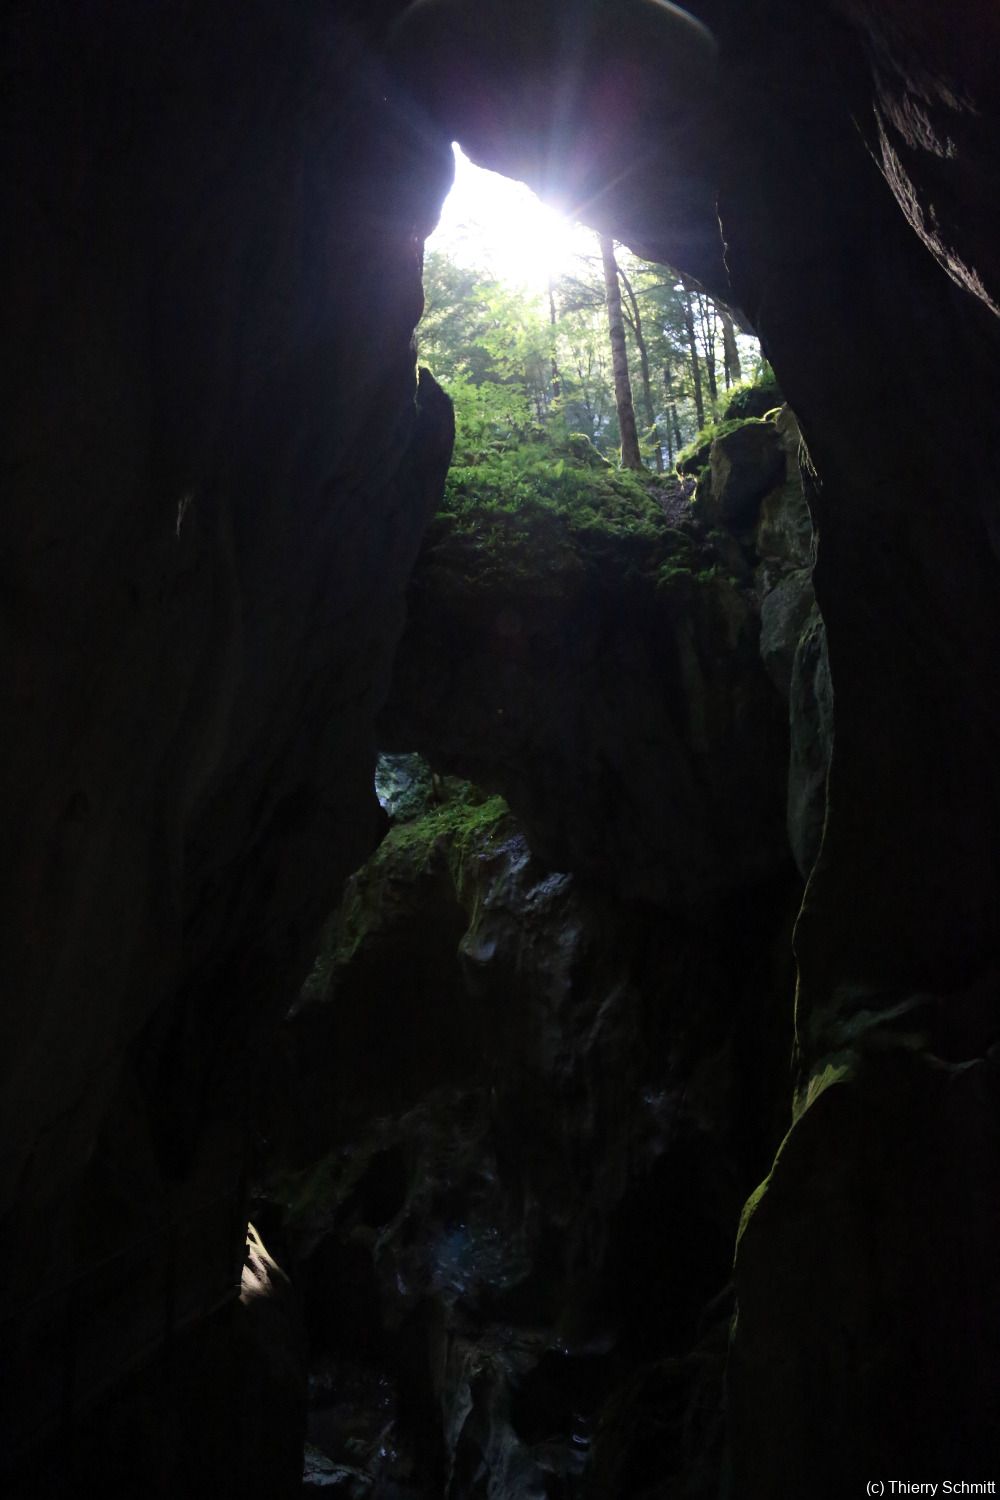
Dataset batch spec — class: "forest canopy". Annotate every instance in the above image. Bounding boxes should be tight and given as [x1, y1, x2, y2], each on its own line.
[418, 236, 772, 488]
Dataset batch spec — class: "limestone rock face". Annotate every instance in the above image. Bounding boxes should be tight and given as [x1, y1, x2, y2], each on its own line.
[709, 8, 1000, 1488]
[2, 2, 451, 1486]
[732, 1044, 1000, 1495]
[380, 512, 791, 909]
[759, 567, 815, 698]
[374, 752, 438, 824]
[786, 605, 833, 880]
[707, 421, 785, 529]
[21, 1222, 308, 1500]
[381, 402, 817, 916]
[263, 795, 798, 1497]
[754, 412, 813, 568]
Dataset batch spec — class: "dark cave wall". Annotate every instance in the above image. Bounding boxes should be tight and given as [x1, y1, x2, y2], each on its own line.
[705, 5, 1000, 1491]
[2, 0, 451, 1484]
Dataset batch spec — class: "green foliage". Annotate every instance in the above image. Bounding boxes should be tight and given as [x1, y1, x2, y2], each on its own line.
[417, 243, 770, 547]
[676, 418, 750, 475]
[431, 449, 671, 608]
[446, 373, 534, 464]
[423, 261, 668, 553]
[420, 235, 768, 480]
[722, 372, 783, 421]
[375, 791, 512, 891]
[675, 414, 773, 475]
[443, 439, 660, 530]
[305, 790, 513, 996]
[420, 253, 561, 437]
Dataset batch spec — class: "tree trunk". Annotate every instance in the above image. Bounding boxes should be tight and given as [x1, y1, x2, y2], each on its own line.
[663, 363, 682, 465]
[720, 306, 742, 389]
[698, 294, 718, 403]
[681, 280, 705, 430]
[618, 263, 664, 472]
[548, 278, 561, 401]
[600, 234, 643, 470]
[663, 364, 683, 450]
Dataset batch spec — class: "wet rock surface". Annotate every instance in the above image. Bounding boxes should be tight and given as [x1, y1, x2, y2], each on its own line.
[260, 791, 799, 1498]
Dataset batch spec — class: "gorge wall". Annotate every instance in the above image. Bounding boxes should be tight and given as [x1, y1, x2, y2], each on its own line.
[260, 412, 812, 1496]
[3, 0, 1000, 1493]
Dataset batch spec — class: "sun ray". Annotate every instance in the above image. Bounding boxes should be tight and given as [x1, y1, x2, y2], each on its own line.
[424, 144, 596, 295]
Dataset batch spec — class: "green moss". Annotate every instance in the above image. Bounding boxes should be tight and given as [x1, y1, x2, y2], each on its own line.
[444, 456, 661, 533]
[562, 431, 612, 468]
[379, 790, 511, 889]
[675, 416, 772, 476]
[305, 790, 513, 1000]
[736, 1173, 772, 1248]
[429, 455, 708, 607]
[439, 428, 668, 555]
[723, 375, 783, 421]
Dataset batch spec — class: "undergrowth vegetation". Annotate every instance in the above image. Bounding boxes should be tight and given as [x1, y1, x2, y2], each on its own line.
[444, 432, 665, 538]
[418, 271, 784, 594]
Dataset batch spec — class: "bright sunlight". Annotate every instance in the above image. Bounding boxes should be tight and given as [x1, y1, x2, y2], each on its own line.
[425, 145, 597, 296]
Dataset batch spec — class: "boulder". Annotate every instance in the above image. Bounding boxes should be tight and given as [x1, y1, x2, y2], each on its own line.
[723, 379, 783, 420]
[707, 422, 785, 528]
[380, 511, 791, 909]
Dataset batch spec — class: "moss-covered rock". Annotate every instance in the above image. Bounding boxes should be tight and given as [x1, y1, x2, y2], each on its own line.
[564, 431, 613, 468]
[380, 482, 791, 908]
[754, 408, 813, 569]
[731, 1046, 1000, 1496]
[262, 782, 799, 1499]
[723, 377, 783, 421]
[707, 420, 785, 529]
[676, 417, 749, 476]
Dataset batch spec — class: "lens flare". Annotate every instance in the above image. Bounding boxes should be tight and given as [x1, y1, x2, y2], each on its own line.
[425, 144, 596, 294]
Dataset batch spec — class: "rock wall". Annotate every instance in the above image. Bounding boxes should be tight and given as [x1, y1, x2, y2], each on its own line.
[2, 2, 450, 1489]
[263, 783, 798, 1498]
[709, 10, 1000, 1490]
[260, 421, 812, 1496]
[379, 455, 795, 910]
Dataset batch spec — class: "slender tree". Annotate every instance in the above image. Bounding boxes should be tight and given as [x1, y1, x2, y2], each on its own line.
[680, 278, 706, 430]
[618, 261, 664, 472]
[663, 362, 683, 463]
[697, 292, 718, 404]
[720, 306, 742, 389]
[547, 277, 562, 402]
[599, 235, 643, 469]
